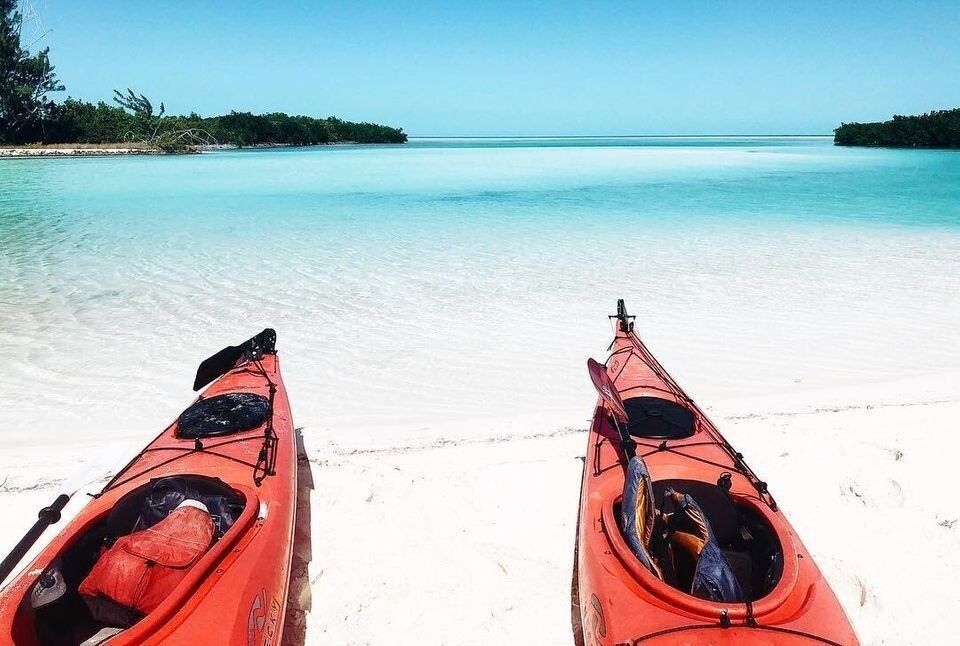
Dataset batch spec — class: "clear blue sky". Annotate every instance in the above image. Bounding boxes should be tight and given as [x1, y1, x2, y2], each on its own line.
[31, 0, 960, 136]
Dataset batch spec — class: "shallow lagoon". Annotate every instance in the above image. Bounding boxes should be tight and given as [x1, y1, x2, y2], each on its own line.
[0, 137, 958, 442]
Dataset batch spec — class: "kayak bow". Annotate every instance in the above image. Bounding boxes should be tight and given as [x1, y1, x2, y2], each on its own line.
[0, 330, 297, 646]
[573, 301, 857, 645]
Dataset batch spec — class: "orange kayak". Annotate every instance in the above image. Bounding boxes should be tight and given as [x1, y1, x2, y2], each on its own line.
[0, 330, 297, 645]
[573, 302, 857, 645]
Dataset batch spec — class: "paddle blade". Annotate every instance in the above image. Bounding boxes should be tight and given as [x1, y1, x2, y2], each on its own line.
[193, 328, 277, 391]
[587, 358, 629, 424]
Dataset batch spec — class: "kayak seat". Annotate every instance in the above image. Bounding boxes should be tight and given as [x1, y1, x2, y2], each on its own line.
[720, 548, 754, 598]
[654, 479, 739, 545]
[619, 456, 662, 579]
[653, 479, 783, 601]
[622, 472, 781, 602]
[623, 397, 696, 440]
[662, 489, 745, 602]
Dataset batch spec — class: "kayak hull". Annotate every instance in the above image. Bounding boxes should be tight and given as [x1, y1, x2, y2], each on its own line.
[0, 352, 297, 646]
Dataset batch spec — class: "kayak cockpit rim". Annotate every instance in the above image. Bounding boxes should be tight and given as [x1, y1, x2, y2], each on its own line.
[11, 480, 261, 645]
[600, 485, 798, 620]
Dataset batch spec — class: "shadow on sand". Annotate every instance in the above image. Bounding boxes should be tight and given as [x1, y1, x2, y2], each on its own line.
[281, 428, 314, 645]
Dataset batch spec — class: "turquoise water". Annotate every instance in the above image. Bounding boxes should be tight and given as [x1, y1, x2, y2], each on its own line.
[1, 137, 958, 440]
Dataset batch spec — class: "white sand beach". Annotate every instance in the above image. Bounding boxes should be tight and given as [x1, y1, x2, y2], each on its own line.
[298, 385, 959, 646]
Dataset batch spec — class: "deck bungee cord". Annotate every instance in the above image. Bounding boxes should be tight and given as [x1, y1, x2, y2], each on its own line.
[604, 300, 777, 511]
[100, 334, 280, 494]
[250, 357, 279, 486]
[628, 621, 846, 646]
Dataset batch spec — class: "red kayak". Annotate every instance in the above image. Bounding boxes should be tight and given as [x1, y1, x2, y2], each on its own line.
[0, 330, 297, 645]
[573, 302, 857, 645]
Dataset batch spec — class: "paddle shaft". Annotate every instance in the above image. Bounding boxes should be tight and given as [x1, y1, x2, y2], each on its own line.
[0, 494, 70, 583]
[613, 417, 637, 461]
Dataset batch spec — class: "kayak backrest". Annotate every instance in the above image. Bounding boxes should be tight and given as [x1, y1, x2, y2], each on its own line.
[652, 480, 738, 545]
[664, 490, 745, 603]
[650, 479, 784, 601]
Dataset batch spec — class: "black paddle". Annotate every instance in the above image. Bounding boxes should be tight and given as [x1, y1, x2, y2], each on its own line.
[587, 358, 636, 459]
[0, 442, 138, 584]
[0, 495, 69, 584]
[193, 328, 277, 391]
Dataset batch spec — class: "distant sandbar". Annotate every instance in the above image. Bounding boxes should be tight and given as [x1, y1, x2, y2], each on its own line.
[0, 143, 168, 158]
[0, 141, 367, 157]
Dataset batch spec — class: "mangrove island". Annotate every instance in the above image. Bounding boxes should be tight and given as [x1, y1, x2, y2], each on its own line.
[0, 0, 405, 154]
[834, 108, 960, 148]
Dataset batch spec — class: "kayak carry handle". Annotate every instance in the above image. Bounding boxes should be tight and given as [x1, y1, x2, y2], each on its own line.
[610, 298, 635, 333]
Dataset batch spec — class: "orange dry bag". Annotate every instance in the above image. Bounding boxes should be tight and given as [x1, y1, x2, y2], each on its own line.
[79, 500, 214, 625]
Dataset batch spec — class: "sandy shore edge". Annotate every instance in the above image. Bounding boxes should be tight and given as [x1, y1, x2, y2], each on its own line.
[0, 145, 165, 157]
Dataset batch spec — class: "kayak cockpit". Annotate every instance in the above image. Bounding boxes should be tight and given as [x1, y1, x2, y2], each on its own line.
[615, 459, 784, 605]
[649, 479, 783, 601]
[16, 476, 253, 646]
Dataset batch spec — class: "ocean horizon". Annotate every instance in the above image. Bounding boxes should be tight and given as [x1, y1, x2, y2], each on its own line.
[406, 134, 835, 139]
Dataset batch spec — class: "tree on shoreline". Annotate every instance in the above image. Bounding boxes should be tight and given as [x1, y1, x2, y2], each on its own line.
[113, 88, 165, 139]
[0, 0, 63, 142]
[1, 1, 406, 147]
